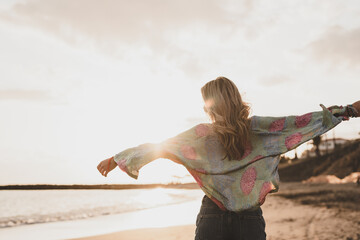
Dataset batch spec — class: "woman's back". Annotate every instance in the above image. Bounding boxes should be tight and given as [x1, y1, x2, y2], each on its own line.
[112, 103, 349, 211]
[98, 76, 359, 240]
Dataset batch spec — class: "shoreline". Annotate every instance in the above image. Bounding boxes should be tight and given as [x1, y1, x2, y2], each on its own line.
[0, 183, 199, 190]
[1, 182, 359, 240]
[0, 200, 203, 240]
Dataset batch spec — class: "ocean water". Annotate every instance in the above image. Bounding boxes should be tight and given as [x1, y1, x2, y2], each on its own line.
[0, 188, 204, 228]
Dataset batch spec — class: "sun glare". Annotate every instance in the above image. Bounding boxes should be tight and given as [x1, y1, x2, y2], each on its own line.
[139, 159, 193, 184]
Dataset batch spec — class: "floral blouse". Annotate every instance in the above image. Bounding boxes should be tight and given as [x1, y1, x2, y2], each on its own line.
[113, 104, 355, 212]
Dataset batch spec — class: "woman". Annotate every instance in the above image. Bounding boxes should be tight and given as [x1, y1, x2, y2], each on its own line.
[97, 77, 359, 240]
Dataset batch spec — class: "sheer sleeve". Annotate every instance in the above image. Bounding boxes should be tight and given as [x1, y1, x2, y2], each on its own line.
[113, 125, 198, 179]
[113, 143, 163, 179]
[250, 104, 352, 157]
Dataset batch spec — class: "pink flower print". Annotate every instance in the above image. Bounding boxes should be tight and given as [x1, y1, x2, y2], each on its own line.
[117, 159, 127, 173]
[195, 124, 210, 137]
[269, 118, 286, 132]
[285, 132, 302, 150]
[258, 182, 273, 205]
[240, 167, 257, 195]
[295, 113, 312, 128]
[181, 145, 197, 160]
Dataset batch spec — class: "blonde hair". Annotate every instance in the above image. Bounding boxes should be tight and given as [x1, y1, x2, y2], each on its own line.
[201, 76, 251, 160]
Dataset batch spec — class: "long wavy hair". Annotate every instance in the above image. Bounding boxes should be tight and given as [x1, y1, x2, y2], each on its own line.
[201, 76, 251, 160]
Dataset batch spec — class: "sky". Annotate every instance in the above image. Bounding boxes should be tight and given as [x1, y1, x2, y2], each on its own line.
[0, 0, 359, 185]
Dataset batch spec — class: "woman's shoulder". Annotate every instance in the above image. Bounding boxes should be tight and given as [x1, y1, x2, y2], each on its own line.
[193, 123, 214, 137]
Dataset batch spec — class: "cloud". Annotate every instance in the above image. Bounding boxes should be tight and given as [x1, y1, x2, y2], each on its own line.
[258, 74, 292, 87]
[0, 0, 256, 78]
[0, 89, 52, 101]
[0, 0, 246, 48]
[306, 26, 360, 68]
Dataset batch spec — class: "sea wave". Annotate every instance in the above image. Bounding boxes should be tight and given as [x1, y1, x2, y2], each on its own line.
[0, 188, 203, 228]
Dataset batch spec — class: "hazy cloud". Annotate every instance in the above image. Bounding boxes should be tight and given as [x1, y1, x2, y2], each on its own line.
[0, 89, 52, 101]
[306, 26, 360, 67]
[0, 0, 256, 78]
[258, 74, 292, 87]
[0, 0, 249, 48]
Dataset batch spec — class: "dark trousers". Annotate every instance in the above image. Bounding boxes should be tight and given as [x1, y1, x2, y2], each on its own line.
[195, 195, 266, 240]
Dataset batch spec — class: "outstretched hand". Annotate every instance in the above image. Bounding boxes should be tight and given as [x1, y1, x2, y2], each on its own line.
[352, 101, 360, 117]
[97, 157, 117, 177]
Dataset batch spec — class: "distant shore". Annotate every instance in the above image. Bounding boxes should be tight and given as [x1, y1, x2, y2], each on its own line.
[0, 182, 199, 190]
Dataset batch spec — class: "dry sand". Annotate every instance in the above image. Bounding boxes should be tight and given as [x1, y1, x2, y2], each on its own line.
[71, 183, 360, 240]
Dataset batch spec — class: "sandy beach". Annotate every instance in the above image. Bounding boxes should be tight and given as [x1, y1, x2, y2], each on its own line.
[70, 183, 360, 240]
[1, 183, 359, 240]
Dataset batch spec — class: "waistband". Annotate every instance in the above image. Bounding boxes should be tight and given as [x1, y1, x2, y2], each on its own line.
[200, 195, 263, 216]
